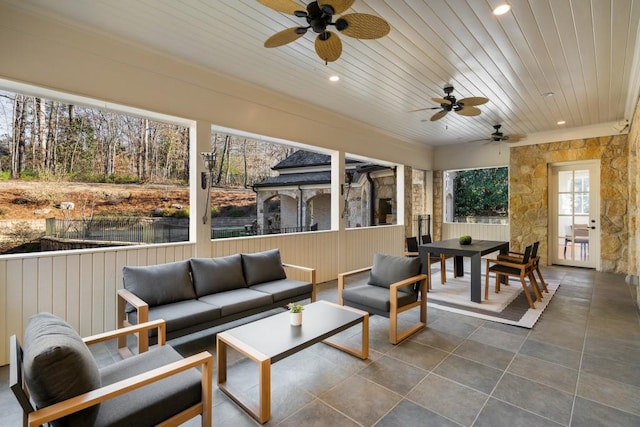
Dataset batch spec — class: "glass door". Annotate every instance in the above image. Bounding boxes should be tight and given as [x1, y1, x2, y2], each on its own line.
[549, 161, 599, 268]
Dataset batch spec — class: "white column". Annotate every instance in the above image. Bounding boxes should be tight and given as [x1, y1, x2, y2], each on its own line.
[193, 120, 212, 258]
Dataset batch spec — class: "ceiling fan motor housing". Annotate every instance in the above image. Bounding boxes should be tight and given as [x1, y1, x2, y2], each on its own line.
[307, 1, 334, 33]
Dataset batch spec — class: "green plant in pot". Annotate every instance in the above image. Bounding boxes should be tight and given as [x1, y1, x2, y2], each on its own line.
[287, 302, 304, 326]
[459, 235, 472, 245]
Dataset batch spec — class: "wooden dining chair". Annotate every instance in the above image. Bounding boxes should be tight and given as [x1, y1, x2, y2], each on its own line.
[498, 241, 547, 294]
[405, 236, 447, 287]
[485, 244, 542, 309]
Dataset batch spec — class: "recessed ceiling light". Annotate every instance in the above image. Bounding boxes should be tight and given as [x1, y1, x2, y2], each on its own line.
[557, 120, 566, 125]
[329, 75, 340, 82]
[493, 4, 511, 15]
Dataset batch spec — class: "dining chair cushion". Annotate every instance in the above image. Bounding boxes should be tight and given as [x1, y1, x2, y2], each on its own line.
[122, 260, 195, 311]
[190, 254, 247, 296]
[241, 249, 286, 286]
[22, 312, 101, 427]
[369, 253, 421, 290]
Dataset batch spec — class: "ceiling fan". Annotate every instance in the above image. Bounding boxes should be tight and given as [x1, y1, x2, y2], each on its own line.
[470, 124, 526, 144]
[410, 84, 489, 121]
[258, 0, 390, 63]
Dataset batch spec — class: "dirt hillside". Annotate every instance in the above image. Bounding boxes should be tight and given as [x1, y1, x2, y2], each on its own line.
[0, 180, 256, 220]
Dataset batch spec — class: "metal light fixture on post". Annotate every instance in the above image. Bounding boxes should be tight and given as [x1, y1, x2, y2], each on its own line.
[200, 152, 216, 224]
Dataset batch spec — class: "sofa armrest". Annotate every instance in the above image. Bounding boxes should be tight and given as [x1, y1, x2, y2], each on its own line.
[283, 263, 317, 302]
[117, 288, 150, 355]
[337, 266, 373, 305]
[28, 350, 214, 427]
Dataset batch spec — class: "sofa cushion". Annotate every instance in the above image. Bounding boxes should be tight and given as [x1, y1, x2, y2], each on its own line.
[128, 299, 221, 337]
[122, 260, 195, 311]
[198, 288, 273, 317]
[97, 345, 202, 427]
[250, 278, 312, 303]
[189, 254, 246, 297]
[241, 249, 287, 286]
[369, 253, 421, 290]
[22, 312, 101, 427]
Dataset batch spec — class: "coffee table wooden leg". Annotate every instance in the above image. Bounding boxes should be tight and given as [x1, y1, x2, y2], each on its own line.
[216, 333, 272, 424]
[217, 335, 227, 384]
[323, 313, 369, 359]
[259, 359, 271, 423]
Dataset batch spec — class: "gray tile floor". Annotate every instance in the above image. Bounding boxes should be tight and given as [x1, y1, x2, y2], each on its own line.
[2, 265, 640, 426]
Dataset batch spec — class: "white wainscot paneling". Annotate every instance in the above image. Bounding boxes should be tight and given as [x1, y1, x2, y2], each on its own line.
[442, 223, 510, 242]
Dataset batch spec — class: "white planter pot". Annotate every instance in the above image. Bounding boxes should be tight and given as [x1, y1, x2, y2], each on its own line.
[290, 312, 302, 326]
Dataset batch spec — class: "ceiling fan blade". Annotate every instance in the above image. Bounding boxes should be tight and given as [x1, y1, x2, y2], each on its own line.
[317, 0, 354, 15]
[431, 97, 452, 105]
[257, 0, 306, 15]
[264, 27, 306, 47]
[505, 134, 526, 143]
[338, 13, 391, 39]
[458, 96, 489, 107]
[408, 107, 440, 113]
[456, 106, 481, 117]
[430, 110, 448, 121]
[315, 31, 342, 62]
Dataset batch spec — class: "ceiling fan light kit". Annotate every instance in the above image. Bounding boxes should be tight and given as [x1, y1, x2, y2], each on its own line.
[258, 0, 390, 63]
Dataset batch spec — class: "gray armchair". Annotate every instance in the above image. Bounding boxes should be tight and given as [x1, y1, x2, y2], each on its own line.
[338, 253, 427, 344]
[10, 312, 213, 427]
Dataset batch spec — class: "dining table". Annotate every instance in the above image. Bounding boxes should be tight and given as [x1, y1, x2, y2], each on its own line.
[418, 239, 509, 303]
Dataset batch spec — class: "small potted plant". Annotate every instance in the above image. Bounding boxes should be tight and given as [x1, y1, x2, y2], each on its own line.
[287, 302, 304, 326]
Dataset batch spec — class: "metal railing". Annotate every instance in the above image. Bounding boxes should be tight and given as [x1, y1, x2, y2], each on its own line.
[45, 218, 189, 244]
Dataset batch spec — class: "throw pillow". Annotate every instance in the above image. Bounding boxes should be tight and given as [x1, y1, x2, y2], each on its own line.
[190, 254, 247, 297]
[22, 312, 101, 426]
[369, 253, 421, 289]
[122, 260, 195, 310]
[241, 249, 287, 286]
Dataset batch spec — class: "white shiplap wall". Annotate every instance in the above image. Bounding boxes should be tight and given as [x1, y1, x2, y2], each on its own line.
[442, 223, 510, 242]
[1, 226, 404, 366]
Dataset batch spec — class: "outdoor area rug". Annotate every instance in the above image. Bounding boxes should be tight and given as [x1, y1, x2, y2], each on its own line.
[426, 270, 559, 328]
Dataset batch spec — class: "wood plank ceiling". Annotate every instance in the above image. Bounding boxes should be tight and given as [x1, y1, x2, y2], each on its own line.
[3, 0, 639, 147]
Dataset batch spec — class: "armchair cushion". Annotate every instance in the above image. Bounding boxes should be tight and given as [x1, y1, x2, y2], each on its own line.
[342, 284, 418, 313]
[22, 312, 101, 427]
[369, 253, 421, 290]
[190, 254, 246, 296]
[96, 345, 202, 427]
[122, 260, 195, 311]
[241, 249, 287, 286]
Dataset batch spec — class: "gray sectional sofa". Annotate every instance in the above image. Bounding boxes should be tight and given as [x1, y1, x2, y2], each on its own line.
[117, 249, 315, 351]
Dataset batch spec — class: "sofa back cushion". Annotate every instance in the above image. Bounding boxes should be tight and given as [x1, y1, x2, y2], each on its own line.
[369, 253, 421, 290]
[190, 254, 247, 297]
[23, 312, 101, 426]
[122, 260, 195, 310]
[241, 249, 287, 286]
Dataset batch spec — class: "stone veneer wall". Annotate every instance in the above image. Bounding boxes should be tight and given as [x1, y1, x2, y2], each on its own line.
[627, 95, 640, 308]
[510, 134, 628, 272]
[433, 170, 444, 241]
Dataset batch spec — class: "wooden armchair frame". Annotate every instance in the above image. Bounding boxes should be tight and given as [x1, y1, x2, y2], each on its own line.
[11, 320, 213, 427]
[338, 266, 427, 344]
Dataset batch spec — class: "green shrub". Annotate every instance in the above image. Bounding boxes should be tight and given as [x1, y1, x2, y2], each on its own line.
[163, 208, 189, 219]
